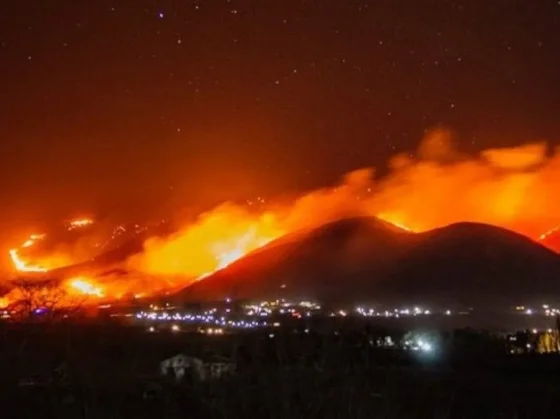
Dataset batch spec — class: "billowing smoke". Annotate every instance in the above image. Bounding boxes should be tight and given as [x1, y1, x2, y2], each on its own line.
[128, 168, 372, 278]
[4, 126, 559, 306]
[368, 127, 559, 235]
[129, 127, 560, 281]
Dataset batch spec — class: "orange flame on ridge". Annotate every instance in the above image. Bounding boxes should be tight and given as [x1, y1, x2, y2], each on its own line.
[67, 277, 104, 298]
[3, 127, 560, 309]
[376, 213, 415, 232]
[8, 233, 49, 273]
[8, 249, 49, 273]
[68, 218, 94, 231]
[540, 226, 560, 241]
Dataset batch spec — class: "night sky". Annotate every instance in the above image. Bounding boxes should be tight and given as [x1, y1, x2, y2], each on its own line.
[1, 0, 559, 229]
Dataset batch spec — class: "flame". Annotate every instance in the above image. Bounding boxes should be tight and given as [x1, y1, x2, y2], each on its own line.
[67, 277, 104, 298]
[129, 128, 560, 281]
[3, 127, 560, 308]
[129, 207, 284, 278]
[8, 233, 70, 273]
[8, 233, 49, 272]
[540, 226, 560, 241]
[68, 218, 94, 231]
[376, 213, 415, 232]
[0, 275, 106, 310]
[8, 249, 49, 273]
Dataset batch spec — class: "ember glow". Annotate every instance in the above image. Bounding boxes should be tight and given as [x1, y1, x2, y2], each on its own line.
[0, 279, 104, 311]
[129, 207, 284, 278]
[8, 232, 70, 273]
[129, 129, 560, 281]
[9, 233, 49, 273]
[376, 213, 415, 233]
[3, 128, 560, 309]
[540, 227, 560, 241]
[68, 218, 94, 230]
[8, 248, 48, 273]
[68, 277, 104, 298]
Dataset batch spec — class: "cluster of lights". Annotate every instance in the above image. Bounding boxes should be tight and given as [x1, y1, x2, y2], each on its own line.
[137, 301, 453, 331]
[354, 306, 437, 318]
[516, 304, 560, 316]
[200, 327, 224, 335]
[508, 328, 559, 355]
[530, 328, 555, 334]
[244, 299, 320, 318]
[415, 340, 433, 352]
[136, 310, 269, 330]
[403, 337, 434, 353]
[136, 299, 324, 332]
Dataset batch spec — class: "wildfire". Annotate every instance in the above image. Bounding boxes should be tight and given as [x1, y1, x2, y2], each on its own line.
[67, 277, 104, 298]
[68, 218, 94, 230]
[8, 249, 48, 273]
[540, 226, 560, 241]
[22, 233, 46, 248]
[376, 213, 415, 232]
[214, 231, 276, 270]
[8, 233, 49, 273]
[129, 207, 284, 278]
[3, 127, 560, 311]
[8, 232, 72, 273]
[0, 276, 106, 311]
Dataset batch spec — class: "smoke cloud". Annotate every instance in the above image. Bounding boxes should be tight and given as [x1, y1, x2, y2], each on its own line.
[128, 127, 560, 280]
[368, 128, 559, 234]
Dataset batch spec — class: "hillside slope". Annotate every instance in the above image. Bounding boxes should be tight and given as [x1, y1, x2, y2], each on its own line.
[177, 218, 560, 306]
[541, 228, 560, 253]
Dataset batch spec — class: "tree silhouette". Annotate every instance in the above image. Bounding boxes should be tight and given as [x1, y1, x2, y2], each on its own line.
[4, 277, 86, 322]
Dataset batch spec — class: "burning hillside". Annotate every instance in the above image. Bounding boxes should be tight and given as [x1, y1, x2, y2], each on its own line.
[177, 217, 560, 305]
[2, 128, 560, 309]
[6, 218, 101, 276]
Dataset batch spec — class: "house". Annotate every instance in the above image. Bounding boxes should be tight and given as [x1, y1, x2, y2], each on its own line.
[160, 353, 235, 382]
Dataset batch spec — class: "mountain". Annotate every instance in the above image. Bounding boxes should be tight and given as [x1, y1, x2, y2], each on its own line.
[175, 217, 411, 303]
[380, 222, 560, 305]
[176, 217, 560, 306]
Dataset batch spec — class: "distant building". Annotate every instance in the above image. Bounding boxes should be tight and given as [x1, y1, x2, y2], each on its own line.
[160, 353, 235, 382]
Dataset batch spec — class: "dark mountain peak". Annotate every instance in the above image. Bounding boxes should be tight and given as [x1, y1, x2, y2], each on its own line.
[311, 215, 410, 236]
[427, 221, 526, 239]
[418, 222, 558, 259]
[286, 216, 413, 250]
[177, 217, 560, 306]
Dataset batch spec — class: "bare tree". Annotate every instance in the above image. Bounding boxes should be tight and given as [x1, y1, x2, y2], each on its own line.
[4, 277, 87, 323]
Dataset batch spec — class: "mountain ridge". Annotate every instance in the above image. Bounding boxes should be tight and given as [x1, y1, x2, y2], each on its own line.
[175, 217, 560, 306]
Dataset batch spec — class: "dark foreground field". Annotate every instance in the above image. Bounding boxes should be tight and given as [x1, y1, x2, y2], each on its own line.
[1, 323, 560, 419]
